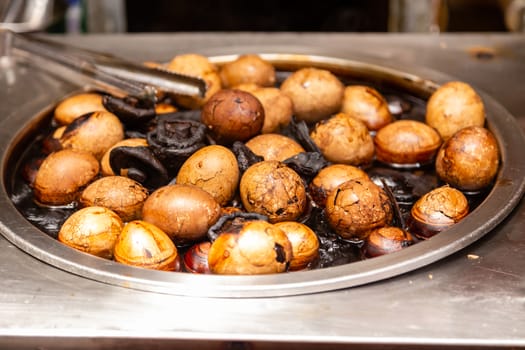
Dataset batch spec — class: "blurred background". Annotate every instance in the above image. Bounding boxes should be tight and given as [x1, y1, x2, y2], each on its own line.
[0, 0, 524, 33]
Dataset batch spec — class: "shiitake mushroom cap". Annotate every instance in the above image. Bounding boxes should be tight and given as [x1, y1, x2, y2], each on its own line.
[100, 138, 148, 176]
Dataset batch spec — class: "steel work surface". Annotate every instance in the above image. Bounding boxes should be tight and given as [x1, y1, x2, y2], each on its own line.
[0, 33, 524, 349]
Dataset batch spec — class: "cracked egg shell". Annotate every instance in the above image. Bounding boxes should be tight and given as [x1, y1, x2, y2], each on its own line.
[54, 92, 107, 126]
[245, 133, 305, 162]
[208, 220, 292, 275]
[239, 160, 307, 223]
[176, 145, 240, 206]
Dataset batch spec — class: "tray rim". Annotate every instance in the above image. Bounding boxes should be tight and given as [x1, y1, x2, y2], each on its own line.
[1, 52, 524, 298]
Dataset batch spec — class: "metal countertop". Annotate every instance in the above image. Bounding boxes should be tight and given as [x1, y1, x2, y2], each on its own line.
[0, 33, 524, 349]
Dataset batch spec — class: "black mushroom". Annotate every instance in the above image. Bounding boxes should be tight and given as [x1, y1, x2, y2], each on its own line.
[109, 146, 169, 191]
[147, 113, 208, 175]
[102, 95, 156, 127]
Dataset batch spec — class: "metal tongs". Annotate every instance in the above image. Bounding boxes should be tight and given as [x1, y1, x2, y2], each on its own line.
[1, 29, 206, 102]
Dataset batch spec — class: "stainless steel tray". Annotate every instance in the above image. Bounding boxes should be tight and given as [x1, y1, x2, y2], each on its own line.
[1, 53, 524, 298]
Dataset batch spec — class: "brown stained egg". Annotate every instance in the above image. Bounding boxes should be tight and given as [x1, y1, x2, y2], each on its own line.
[183, 241, 211, 274]
[374, 120, 442, 166]
[340, 85, 393, 131]
[59, 111, 125, 160]
[408, 185, 469, 239]
[113, 220, 180, 271]
[100, 138, 148, 176]
[208, 220, 293, 275]
[280, 67, 344, 124]
[58, 206, 123, 259]
[239, 161, 307, 223]
[309, 164, 370, 207]
[310, 113, 375, 166]
[326, 178, 393, 241]
[219, 54, 276, 88]
[245, 133, 305, 162]
[33, 149, 100, 205]
[142, 184, 221, 245]
[176, 145, 240, 206]
[155, 103, 178, 115]
[235, 83, 293, 133]
[54, 92, 107, 125]
[79, 176, 148, 222]
[362, 226, 414, 258]
[201, 89, 265, 144]
[426, 81, 486, 141]
[167, 53, 222, 109]
[274, 221, 319, 271]
[435, 126, 500, 191]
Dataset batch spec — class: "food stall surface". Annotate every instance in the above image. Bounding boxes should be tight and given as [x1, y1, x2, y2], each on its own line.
[0, 33, 524, 349]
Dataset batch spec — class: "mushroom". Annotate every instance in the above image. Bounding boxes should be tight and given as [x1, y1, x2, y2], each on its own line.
[109, 146, 169, 191]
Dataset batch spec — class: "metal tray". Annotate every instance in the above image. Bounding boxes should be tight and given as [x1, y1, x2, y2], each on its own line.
[1, 53, 524, 298]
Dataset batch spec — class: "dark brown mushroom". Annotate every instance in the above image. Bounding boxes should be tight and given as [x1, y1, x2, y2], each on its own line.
[109, 146, 169, 191]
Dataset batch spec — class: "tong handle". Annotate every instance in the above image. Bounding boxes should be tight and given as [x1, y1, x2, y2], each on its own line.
[3, 30, 206, 101]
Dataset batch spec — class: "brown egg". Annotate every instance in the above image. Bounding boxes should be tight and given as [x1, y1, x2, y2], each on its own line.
[183, 241, 211, 274]
[408, 185, 469, 239]
[113, 220, 179, 271]
[326, 178, 393, 241]
[274, 221, 319, 271]
[435, 126, 500, 191]
[176, 145, 240, 206]
[201, 89, 265, 144]
[59, 111, 125, 160]
[281, 67, 344, 124]
[100, 138, 148, 176]
[58, 206, 123, 259]
[374, 120, 442, 166]
[310, 113, 375, 166]
[340, 85, 393, 131]
[167, 53, 222, 109]
[219, 54, 276, 88]
[245, 133, 305, 162]
[155, 103, 178, 114]
[239, 161, 307, 223]
[142, 184, 221, 245]
[362, 226, 414, 258]
[33, 149, 100, 205]
[235, 83, 293, 133]
[54, 92, 107, 125]
[79, 176, 148, 222]
[426, 81, 486, 141]
[309, 164, 370, 207]
[208, 220, 292, 275]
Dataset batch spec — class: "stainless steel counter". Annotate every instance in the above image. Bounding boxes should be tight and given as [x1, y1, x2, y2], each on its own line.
[1, 33, 524, 349]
